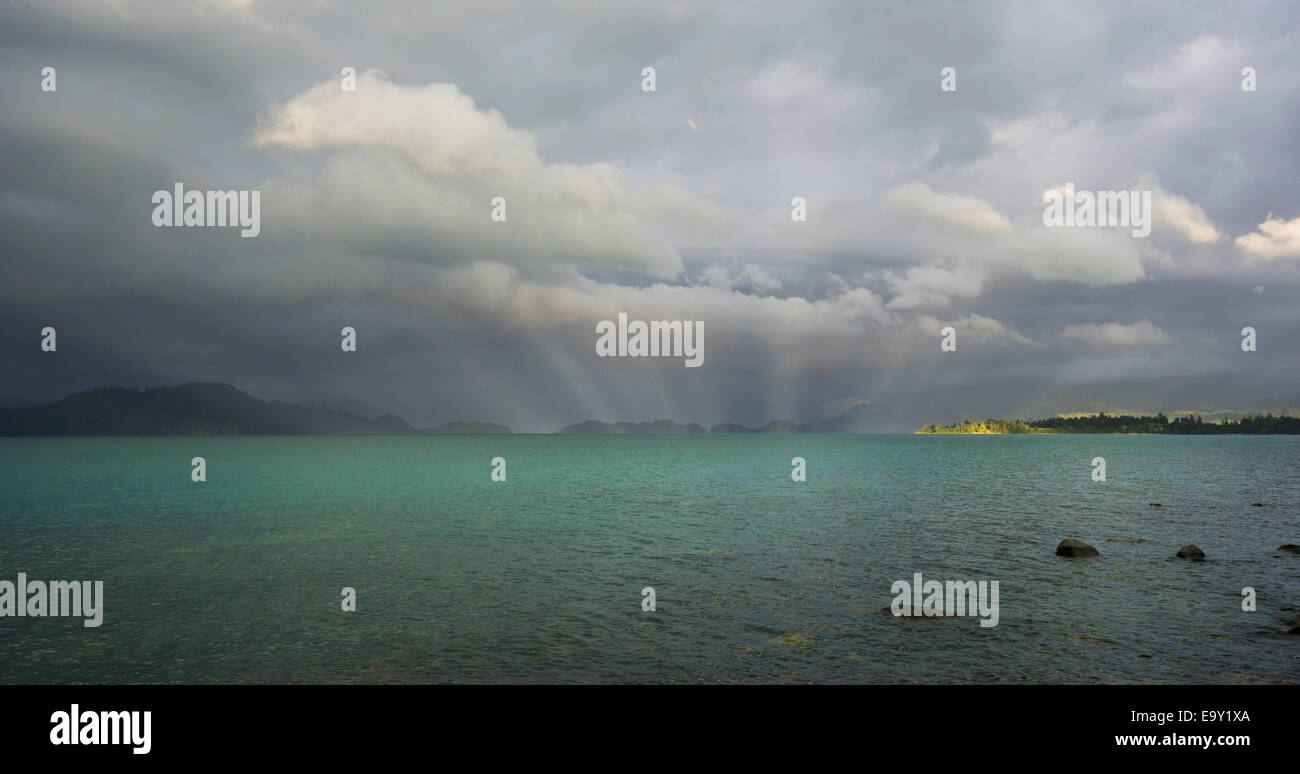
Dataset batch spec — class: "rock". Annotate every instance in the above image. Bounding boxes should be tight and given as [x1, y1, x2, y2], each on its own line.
[1176, 544, 1205, 560]
[1149, 502, 1162, 507]
[1278, 544, 1300, 554]
[1251, 502, 1264, 506]
[1056, 539, 1099, 557]
[767, 632, 813, 647]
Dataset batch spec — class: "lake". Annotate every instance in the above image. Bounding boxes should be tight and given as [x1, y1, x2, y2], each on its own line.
[0, 434, 1296, 683]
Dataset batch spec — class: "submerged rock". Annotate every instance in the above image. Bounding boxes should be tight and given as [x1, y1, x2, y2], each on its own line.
[1176, 544, 1206, 560]
[1278, 544, 1300, 554]
[767, 632, 814, 648]
[1056, 539, 1099, 557]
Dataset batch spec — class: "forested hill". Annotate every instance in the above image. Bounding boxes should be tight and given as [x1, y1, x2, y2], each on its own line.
[917, 413, 1300, 434]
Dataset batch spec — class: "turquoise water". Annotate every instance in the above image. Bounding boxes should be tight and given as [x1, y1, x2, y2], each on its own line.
[0, 434, 1296, 684]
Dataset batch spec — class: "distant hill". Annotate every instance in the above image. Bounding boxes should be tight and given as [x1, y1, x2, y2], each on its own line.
[419, 421, 512, 434]
[0, 383, 509, 436]
[0, 383, 412, 436]
[1012, 378, 1300, 422]
[709, 419, 808, 433]
[7, 378, 1295, 437]
[554, 378, 1300, 435]
[557, 419, 707, 434]
[804, 377, 1300, 433]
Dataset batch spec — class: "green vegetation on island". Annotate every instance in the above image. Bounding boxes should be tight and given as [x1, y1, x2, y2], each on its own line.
[917, 413, 1300, 434]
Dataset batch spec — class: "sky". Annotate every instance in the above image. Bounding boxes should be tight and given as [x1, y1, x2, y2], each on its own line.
[1, 0, 1298, 431]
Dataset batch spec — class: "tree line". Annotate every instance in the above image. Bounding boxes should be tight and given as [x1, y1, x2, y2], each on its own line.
[918, 413, 1300, 434]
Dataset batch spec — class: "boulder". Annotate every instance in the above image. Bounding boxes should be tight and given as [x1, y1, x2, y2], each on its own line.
[1056, 539, 1099, 557]
[1176, 544, 1205, 560]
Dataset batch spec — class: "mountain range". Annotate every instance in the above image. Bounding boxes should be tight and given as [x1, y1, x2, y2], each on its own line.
[0, 383, 503, 435]
[2, 379, 1296, 435]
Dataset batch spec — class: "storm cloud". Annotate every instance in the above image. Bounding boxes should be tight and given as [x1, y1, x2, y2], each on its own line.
[1, 0, 1297, 430]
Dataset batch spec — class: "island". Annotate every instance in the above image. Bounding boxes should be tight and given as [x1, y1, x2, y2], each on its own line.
[916, 413, 1300, 434]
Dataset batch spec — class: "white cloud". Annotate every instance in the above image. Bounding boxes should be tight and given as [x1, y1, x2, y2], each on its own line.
[1011, 225, 1149, 285]
[412, 262, 911, 374]
[882, 182, 1013, 235]
[253, 70, 740, 279]
[255, 72, 540, 176]
[699, 264, 734, 291]
[884, 259, 985, 309]
[1059, 320, 1170, 347]
[1235, 215, 1300, 260]
[1153, 186, 1222, 243]
[696, 263, 781, 293]
[735, 263, 782, 292]
[913, 313, 1036, 348]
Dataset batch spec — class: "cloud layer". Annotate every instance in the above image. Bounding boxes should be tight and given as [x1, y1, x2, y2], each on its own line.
[1, 0, 1297, 429]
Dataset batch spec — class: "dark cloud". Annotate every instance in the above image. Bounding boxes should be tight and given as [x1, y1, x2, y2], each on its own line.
[2, 0, 1298, 430]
